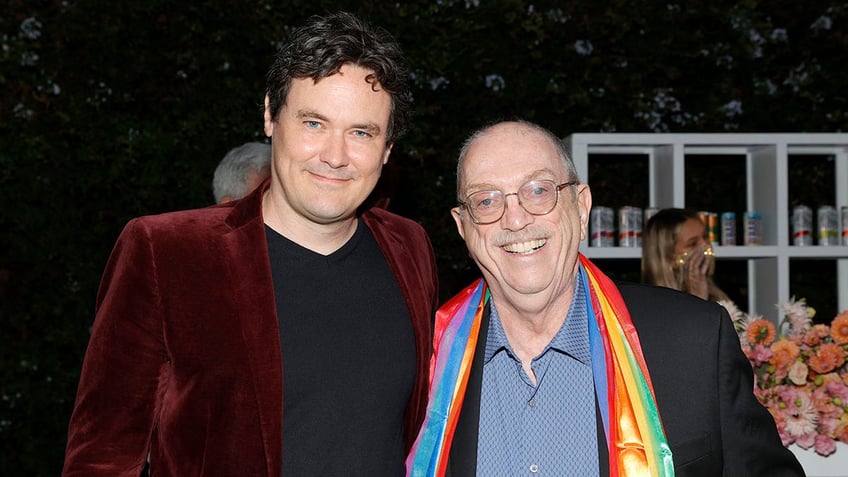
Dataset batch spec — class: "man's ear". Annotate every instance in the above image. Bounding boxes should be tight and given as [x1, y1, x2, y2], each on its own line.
[382, 142, 393, 165]
[577, 184, 593, 241]
[451, 207, 467, 241]
[263, 95, 274, 137]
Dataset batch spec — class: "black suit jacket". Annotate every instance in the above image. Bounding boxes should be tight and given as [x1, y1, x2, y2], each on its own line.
[445, 283, 804, 477]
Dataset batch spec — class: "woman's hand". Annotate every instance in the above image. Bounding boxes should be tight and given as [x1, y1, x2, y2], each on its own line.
[683, 245, 711, 300]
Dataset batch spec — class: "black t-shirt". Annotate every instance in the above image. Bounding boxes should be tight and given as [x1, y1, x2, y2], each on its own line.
[267, 220, 415, 475]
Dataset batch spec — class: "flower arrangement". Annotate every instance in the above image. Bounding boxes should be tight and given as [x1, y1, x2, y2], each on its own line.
[722, 298, 848, 456]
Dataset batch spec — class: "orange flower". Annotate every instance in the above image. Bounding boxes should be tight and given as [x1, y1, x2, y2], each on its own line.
[813, 324, 831, 339]
[746, 319, 776, 346]
[831, 311, 848, 345]
[808, 342, 846, 374]
[804, 330, 822, 347]
[804, 324, 830, 346]
[770, 339, 800, 373]
[818, 372, 842, 387]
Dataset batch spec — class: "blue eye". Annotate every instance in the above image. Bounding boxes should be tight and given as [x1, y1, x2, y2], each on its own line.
[520, 182, 554, 202]
[467, 191, 501, 212]
[530, 182, 553, 195]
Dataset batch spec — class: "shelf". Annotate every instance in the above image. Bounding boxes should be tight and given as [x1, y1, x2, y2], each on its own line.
[566, 132, 848, 323]
[784, 246, 848, 259]
[580, 245, 848, 260]
[578, 247, 641, 259]
[721, 246, 848, 259]
[714, 246, 779, 259]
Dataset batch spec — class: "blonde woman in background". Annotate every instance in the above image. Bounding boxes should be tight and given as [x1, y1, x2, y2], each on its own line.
[642, 208, 730, 302]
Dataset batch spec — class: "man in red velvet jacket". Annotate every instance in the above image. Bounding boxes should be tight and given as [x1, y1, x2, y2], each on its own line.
[63, 12, 437, 476]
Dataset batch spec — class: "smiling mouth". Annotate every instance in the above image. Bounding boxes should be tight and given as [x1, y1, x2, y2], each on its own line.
[502, 239, 546, 254]
[312, 173, 351, 182]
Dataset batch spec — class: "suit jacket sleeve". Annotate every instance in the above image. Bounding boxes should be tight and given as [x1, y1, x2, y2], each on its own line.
[63, 218, 167, 476]
[714, 303, 804, 476]
[621, 283, 804, 476]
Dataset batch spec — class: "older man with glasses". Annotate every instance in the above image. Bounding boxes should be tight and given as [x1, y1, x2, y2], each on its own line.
[406, 120, 802, 477]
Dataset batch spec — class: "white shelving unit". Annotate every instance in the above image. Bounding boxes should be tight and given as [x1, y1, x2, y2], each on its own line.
[565, 133, 848, 323]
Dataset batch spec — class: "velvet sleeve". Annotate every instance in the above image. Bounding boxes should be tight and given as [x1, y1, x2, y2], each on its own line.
[63, 218, 169, 476]
[715, 305, 805, 476]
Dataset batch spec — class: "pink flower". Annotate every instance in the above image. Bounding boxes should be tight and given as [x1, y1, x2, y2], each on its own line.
[780, 391, 819, 437]
[795, 432, 817, 449]
[749, 344, 773, 366]
[826, 381, 848, 401]
[819, 415, 839, 434]
[812, 386, 844, 420]
[814, 433, 837, 456]
[775, 383, 800, 403]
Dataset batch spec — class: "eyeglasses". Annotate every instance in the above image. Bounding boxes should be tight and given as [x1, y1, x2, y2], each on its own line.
[458, 180, 578, 225]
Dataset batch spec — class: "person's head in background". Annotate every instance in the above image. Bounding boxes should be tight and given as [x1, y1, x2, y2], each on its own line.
[642, 208, 729, 302]
[212, 142, 271, 204]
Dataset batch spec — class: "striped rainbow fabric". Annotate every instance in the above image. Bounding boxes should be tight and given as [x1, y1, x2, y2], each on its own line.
[406, 254, 674, 477]
[406, 278, 488, 477]
[580, 254, 674, 476]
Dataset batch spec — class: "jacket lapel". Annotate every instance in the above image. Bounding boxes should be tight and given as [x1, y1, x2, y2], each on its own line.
[221, 181, 282, 476]
[446, 303, 489, 476]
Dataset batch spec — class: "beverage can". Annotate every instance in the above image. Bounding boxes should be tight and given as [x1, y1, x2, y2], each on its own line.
[842, 206, 848, 246]
[698, 211, 719, 246]
[643, 207, 659, 228]
[590, 206, 615, 247]
[791, 205, 813, 246]
[618, 206, 643, 247]
[743, 211, 762, 245]
[720, 212, 736, 246]
[817, 206, 839, 246]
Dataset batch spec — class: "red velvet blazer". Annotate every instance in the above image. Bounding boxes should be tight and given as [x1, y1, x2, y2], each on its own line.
[63, 182, 438, 476]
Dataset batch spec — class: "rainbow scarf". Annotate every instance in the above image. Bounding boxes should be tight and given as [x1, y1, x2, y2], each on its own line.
[406, 254, 674, 477]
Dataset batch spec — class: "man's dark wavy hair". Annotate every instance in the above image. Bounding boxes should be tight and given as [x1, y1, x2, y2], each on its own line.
[265, 12, 412, 143]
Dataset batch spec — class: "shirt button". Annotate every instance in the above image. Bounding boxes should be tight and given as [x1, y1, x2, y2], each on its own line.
[529, 464, 539, 473]
[528, 399, 538, 408]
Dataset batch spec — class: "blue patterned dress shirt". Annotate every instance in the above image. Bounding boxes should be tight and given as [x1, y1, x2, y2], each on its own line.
[476, 274, 599, 476]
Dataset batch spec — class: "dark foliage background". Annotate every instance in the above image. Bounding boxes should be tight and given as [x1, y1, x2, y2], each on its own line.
[2, 1, 846, 474]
